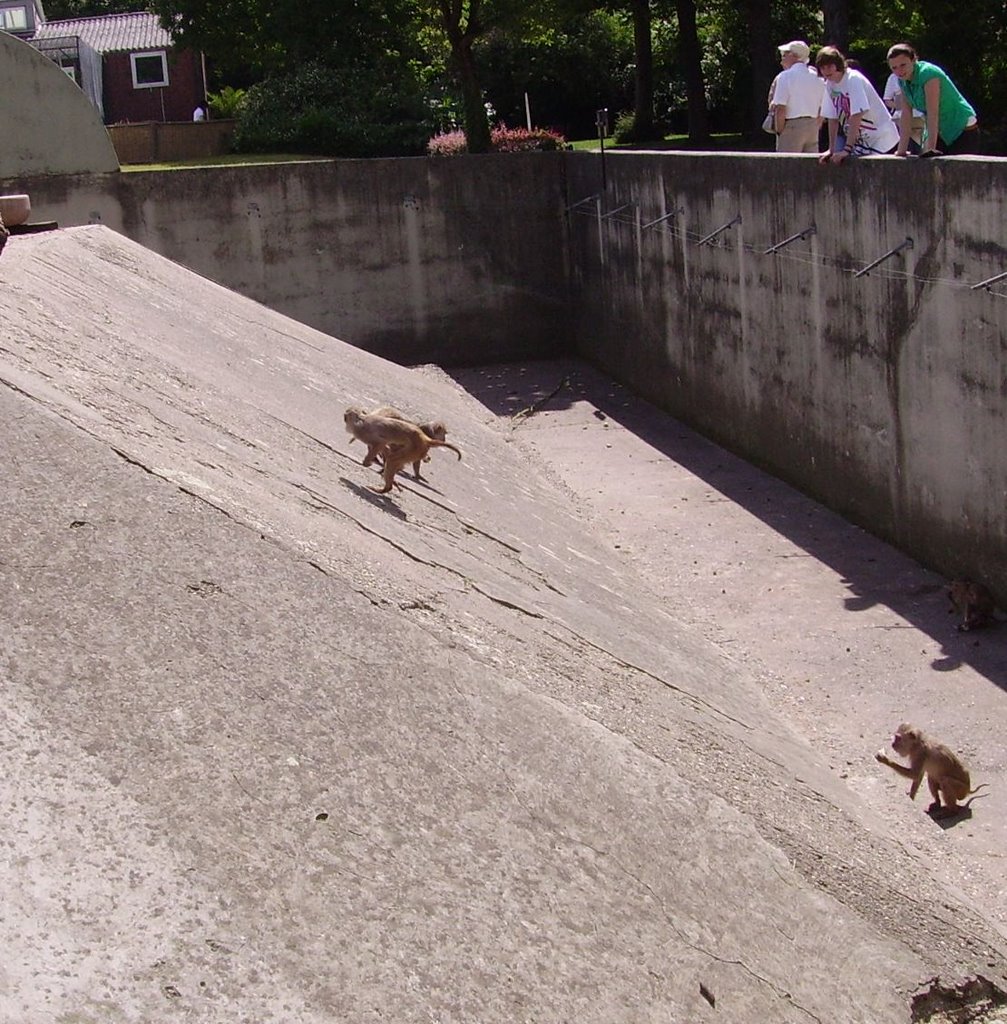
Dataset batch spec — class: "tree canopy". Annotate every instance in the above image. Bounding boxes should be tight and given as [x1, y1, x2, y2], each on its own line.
[70, 0, 1007, 153]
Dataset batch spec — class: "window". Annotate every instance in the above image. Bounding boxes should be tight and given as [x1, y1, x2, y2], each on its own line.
[0, 6, 28, 30]
[130, 50, 169, 89]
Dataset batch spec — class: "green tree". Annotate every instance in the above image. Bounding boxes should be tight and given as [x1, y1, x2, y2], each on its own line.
[44, 0, 137, 17]
[478, 11, 635, 138]
[150, 0, 419, 79]
[421, 0, 597, 152]
[430, 0, 493, 152]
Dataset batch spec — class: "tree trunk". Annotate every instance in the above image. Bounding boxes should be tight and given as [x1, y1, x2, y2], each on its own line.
[744, 0, 773, 139]
[454, 40, 492, 153]
[821, 0, 849, 51]
[674, 0, 708, 143]
[438, 0, 491, 154]
[630, 0, 656, 140]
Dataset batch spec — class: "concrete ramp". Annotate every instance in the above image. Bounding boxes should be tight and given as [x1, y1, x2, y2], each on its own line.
[0, 226, 1004, 1022]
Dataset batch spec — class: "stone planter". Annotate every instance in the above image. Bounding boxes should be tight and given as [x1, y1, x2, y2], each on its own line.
[0, 194, 31, 226]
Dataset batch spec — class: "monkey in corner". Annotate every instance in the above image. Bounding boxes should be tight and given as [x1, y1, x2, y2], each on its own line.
[350, 405, 449, 481]
[948, 579, 996, 632]
[875, 723, 987, 819]
[344, 406, 461, 494]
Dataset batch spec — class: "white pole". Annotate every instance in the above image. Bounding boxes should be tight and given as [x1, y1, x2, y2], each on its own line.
[524, 92, 532, 130]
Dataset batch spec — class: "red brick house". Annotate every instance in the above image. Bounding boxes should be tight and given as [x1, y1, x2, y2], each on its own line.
[28, 11, 205, 124]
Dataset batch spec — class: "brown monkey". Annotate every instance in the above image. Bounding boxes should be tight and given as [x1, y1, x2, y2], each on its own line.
[352, 406, 448, 481]
[343, 406, 461, 494]
[948, 579, 996, 632]
[875, 723, 987, 818]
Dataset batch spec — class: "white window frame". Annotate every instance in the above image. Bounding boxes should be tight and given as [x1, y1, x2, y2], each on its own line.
[130, 50, 169, 89]
[0, 6, 28, 30]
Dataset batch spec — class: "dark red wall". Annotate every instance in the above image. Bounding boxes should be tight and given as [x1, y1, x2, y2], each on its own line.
[102, 48, 204, 124]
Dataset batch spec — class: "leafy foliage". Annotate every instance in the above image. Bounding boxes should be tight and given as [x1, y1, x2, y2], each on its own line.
[150, 0, 421, 81]
[232, 60, 433, 157]
[140, 0, 1007, 154]
[478, 11, 635, 139]
[43, 0, 136, 17]
[207, 86, 247, 119]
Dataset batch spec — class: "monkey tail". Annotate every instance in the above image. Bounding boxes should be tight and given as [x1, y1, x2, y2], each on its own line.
[967, 782, 989, 797]
[426, 437, 462, 461]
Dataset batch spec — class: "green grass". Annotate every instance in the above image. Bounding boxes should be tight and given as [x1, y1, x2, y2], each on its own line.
[120, 152, 333, 172]
[569, 132, 762, 153]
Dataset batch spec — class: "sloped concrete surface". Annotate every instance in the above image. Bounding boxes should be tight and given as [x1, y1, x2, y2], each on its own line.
[450, 359, 1007, 935]
[1, 226, 1005, 1022]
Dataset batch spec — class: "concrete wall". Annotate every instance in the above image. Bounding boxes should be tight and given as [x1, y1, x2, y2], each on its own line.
[2, 154, 571, 366]
[0, 32, 119, 177]
[3, 148, 1005, 588]
[565, 151, 1007, 590]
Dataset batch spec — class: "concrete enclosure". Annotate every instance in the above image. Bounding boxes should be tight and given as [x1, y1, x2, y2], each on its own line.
[3, 155, 570, 366]
[563, 152, 1007, 594]
[3, 151, 1005, 593]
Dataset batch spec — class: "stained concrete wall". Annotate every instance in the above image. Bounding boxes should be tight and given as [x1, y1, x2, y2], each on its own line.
[565, 151, 1007, 591]
[4, 149, 1005, 589]
[1, 155, 570, 366]
[0, 32, 118, 177]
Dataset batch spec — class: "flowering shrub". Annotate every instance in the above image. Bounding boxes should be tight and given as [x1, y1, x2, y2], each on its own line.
[491, 125, 566, 152]
[427, 130, 468, 156]
[428, 124, 566, 155]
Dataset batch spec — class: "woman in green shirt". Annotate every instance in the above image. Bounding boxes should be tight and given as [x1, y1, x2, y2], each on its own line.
[886, 43, 979, 156]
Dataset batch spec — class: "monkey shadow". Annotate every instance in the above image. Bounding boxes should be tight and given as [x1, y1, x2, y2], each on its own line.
[339, 477, 410, 520]
[931, 621, 1003, 673]
[447, 358, 1007, 695]
[928, 805, 977, 830]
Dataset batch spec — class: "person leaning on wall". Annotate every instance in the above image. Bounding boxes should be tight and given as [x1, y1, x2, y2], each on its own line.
[772, 40, 826, 153]
[886, 43, 980, 156]
[816, 46, 899, 164]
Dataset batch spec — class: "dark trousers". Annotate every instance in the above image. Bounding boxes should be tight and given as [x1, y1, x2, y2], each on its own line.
[942, 126, 982, 155]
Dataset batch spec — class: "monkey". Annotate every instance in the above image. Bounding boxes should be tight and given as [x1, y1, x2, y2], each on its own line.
[349, 406, 449, 481]
[948, 579, 996, 632]
[875, 723, 988, 819]
[343, 406, 461, 494]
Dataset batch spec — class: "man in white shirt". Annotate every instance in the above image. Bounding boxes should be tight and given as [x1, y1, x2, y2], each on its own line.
[816, 46, 899, 163]
[772, 40, 825, 153]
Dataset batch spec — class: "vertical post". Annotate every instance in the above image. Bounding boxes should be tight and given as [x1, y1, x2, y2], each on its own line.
[524, 92, 532, 131]
[596, 108, 608, 191]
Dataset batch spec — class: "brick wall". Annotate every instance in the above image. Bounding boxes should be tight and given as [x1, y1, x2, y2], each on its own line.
[103, 48, 204, 125]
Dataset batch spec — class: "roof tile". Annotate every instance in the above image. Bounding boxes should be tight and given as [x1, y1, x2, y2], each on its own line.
[32, 12, 173, 53]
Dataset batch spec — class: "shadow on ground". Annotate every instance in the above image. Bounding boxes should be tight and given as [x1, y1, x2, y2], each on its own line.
[449, 358, 1007, 694]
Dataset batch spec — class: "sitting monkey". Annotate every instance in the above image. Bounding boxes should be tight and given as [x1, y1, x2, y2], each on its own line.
[876, 723, 987, 819]
[948, 579, 996, 632]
